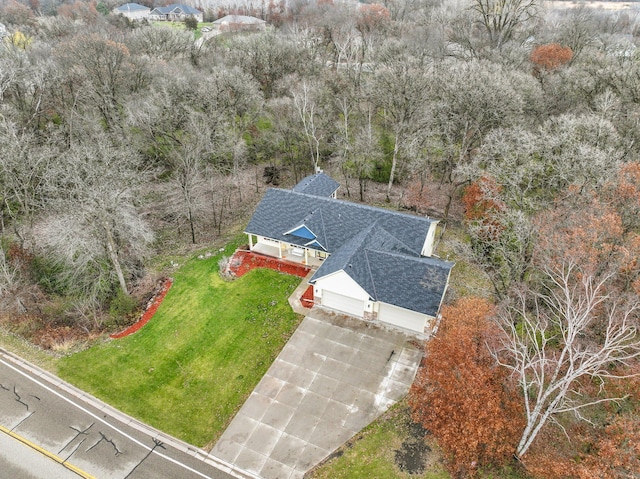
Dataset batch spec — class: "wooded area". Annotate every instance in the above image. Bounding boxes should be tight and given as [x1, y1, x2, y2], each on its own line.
[1, 0, 640, 476]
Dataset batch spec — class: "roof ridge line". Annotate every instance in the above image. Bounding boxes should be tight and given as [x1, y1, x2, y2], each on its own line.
[363, 249, 378, 300]
[318, 207, 329, 250]
[366, 247, 454, 267]
[277, 189, 435, 223]
[375, 224, 417, 255]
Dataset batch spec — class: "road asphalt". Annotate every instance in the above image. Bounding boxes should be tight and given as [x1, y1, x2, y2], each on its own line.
[0, 349, 257, 479]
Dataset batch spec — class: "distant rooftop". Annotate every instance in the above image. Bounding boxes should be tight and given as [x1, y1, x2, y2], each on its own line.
[213, 14, 266, 25]
[114, 3, 150, 12]
[152, 3, 201, 15]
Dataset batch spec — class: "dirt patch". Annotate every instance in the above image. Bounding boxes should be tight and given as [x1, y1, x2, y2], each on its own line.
[395, 422, 430, 475]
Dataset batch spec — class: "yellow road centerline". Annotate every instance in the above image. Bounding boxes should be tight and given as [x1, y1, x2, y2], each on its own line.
[0, 424, 96, 479]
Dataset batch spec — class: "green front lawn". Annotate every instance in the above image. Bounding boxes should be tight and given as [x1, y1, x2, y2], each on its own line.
[57, 244, 303, 447]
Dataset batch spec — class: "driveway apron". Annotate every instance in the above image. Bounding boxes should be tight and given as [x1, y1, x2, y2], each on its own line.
[210, 313, 423, 479]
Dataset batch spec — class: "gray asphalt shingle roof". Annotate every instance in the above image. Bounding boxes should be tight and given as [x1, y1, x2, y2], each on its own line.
[213, 15, 266, 25]
[246, 187, 453, 316]
[365, 250, 452, 316]
[246, 189, 434, 254]
[291, 172, 340, 197]
[308, 223, 452, 315]
[115, 3, 149, 12]
[152, 4, 200, 15]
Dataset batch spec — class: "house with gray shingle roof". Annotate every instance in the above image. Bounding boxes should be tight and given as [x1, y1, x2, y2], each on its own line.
[212, 15, 266, 33]
[112, 3, 150, 21]
[245, 174, 453, 334]
[149, 4, 203, 22]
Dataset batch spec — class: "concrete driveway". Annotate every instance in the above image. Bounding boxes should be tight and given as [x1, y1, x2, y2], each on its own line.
[210, 312, 423, 479]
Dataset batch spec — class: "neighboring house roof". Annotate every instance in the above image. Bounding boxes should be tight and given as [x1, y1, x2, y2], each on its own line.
[292, 172, 340, 198]
[114, 3, 150, 12]
[151, 4, 200, 15]
[213, 14, 266, 25]
[246, 188, 453, 316]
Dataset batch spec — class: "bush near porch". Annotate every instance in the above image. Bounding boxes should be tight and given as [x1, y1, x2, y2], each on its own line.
[56, 242, 303, 448]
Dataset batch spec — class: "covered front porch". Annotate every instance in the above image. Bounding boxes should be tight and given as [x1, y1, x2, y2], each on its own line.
[248, 235, 326, 268]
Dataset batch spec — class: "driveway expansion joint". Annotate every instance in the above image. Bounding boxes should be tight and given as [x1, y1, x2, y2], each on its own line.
[211, 314, 423, 479]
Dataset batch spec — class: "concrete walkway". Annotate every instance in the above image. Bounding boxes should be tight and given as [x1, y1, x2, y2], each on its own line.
[210, 312, 423, 479]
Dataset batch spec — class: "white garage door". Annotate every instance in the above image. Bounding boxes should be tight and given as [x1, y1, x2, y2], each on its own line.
[378, 303, 427, 333]
[321, 290, 365, 318]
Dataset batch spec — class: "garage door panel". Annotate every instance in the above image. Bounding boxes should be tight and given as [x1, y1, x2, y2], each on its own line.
[378, 303, 426, 333]
[321, 290, 365, 318]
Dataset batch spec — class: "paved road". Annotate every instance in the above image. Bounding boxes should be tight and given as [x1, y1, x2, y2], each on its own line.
[0, 350, 257, 479]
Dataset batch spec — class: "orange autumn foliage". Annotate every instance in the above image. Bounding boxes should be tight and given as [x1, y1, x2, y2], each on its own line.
[531, 43, 573, 72]
[525, 408, 640, 479]
[576, 414, 640, 479]
[536, 163, 640, 293]
[462, 176, 503, 221]
[409, 298, 523, 477]
[356, 3, 390, 34]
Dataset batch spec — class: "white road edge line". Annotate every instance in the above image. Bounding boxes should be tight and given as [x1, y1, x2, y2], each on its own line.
[0, 355, 253, 479]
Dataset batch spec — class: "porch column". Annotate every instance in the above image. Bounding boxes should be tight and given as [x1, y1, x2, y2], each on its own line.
[248, 234, 253, 250]
[304, 248, 308, 265]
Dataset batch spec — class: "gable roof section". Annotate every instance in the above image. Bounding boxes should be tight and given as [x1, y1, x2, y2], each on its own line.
[213, 15, 266, 25]
[292, 172, 340, 197]
[115, 3, 149, 12]
[310, 224, 452, 316]
[310, 222, 416, 289]
[152, 4, 200, 15]
[246, 189, 435, 255]
[366, 250, 452, 316]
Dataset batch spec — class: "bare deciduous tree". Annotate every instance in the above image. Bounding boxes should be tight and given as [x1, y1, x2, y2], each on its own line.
[471, 0, 539, 49]
[292, 79, 325, 173]
[371, 42, 430, 201]
[0, 247, 18, 297]
[494, 263, 640, 459]
[226, 31, 312, 99]
[39, 133, 153, 298]
[0, 119, 52, 240]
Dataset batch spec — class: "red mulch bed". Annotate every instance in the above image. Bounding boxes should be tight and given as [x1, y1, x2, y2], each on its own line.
[301, 285, 314, 308]
[110, 278, 173, 339]
[229, 250, 311, 278]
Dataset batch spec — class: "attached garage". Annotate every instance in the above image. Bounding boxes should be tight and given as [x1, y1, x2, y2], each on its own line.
[321, 290, 365, 318]
[378, 303, 428, 334]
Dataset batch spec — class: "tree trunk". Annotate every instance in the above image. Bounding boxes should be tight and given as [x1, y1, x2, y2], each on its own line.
[104, 223, 128, 295]
[188, 205, 196, 244]
[386, 132, 400, 202]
